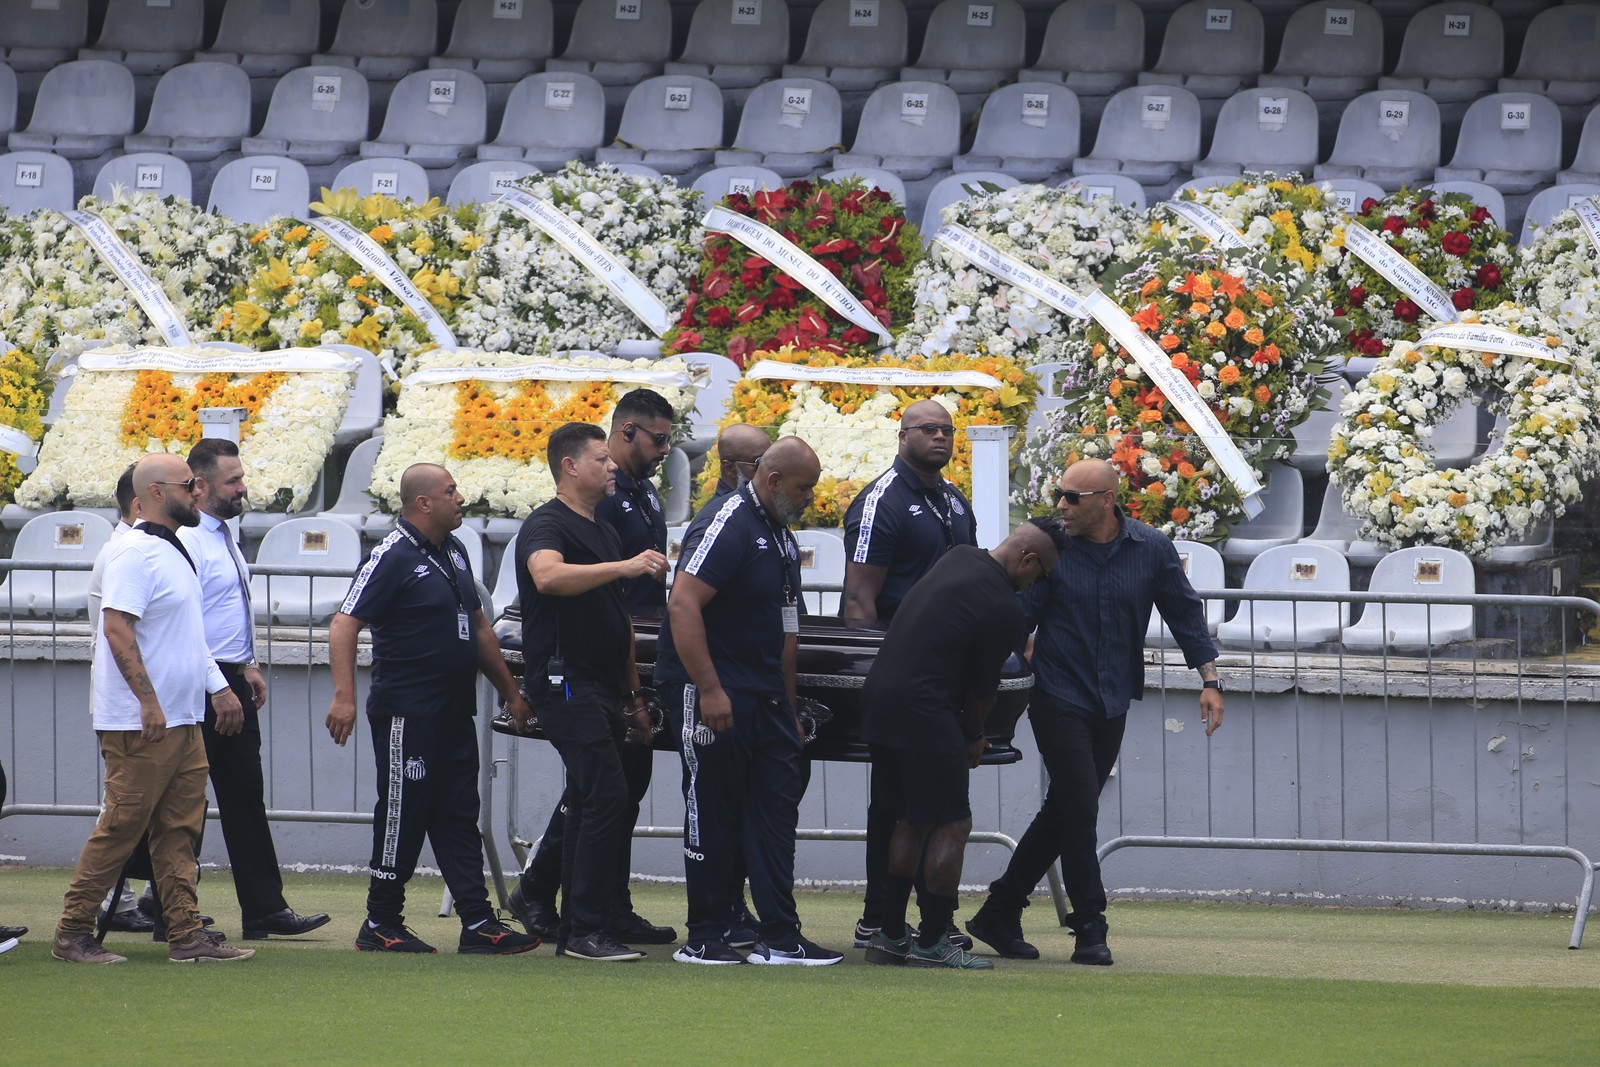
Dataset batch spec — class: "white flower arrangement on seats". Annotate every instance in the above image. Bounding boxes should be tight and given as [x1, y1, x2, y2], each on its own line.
[1514, 201, 1600, 360]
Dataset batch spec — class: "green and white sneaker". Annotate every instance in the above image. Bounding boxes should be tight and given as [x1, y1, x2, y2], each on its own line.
[863, 929, 911, 966]
[907, 935, 995, 970]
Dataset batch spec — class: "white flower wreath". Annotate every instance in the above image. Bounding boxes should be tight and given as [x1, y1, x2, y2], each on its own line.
[1514, 200, 1600, 358]
[1327, 303, 1600, 555]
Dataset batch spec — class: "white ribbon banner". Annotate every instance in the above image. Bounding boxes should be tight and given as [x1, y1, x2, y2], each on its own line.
[703, 207, 894, 346]
[931, 224, 1089, 321]
[1082, 289, 1264, 518]
[403, 357, 695, 389]
[745, 359, 1001, 390]
[1572, 196, 1600, 257]
[0, 424, 37, 458]
[1164, 200, 1251, 251]
[1342, 223, 1461, 325]
[62, 209, 194, 347]
[307, 216, 458, 349]
[496, 188, 671, 336]
[1416, 323, 1571, 366]
[77, 347, 362, 374]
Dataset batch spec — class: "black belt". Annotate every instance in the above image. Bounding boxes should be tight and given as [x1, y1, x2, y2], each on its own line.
[217, 661, 253, 672]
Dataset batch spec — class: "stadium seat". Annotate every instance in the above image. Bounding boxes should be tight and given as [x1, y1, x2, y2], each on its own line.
[1258, 1, 1384, 103]
[1558, 104, 1600, 184]
[360, 68, 488, 168]
[91, 152, 193, 201]
[1342, 546, 1476, 651]
[323, 345, 385, 446]
[0, 0, 89, 74]
[248, 517, 362, 626]
[318, 436, 384, 532]
[1021, 0, 1144, 99]
[679, 351, 742, 441]
[241, 66, 372, 166]
[609, 162, 664, 180]
[1499, 4, 1600, 107]
[820, 165, 907, 205]
[545, 0, 674, 88]
[1482, 514, 1555, 564]
[1216, 543, 1351, 650]
[1318, 176, 1387, 215]
[330, 157, 432, 202]
[1219, 462, 1304, 564]
[1138, 0, 1264, 100]
[429, 0, 554, 84]
[124, 62, 252, 162]
[920, 170, 1019, 233]
[1301, 482, 1365, 553]
[1169, 175, 1231, 198]
[196, 0, 321, 79]
[1145, 539, 1224, 645]
[1314, 89, 1441, 190]
[792, 529, 846, 614]
[782, 0, 909, 94]
[1519, 182, 1600, 245]
[1058, 172, 1146, 209]
[452, 521, 486, 578]
[478, 72, 605, 167]
[1378, 3, 1505, 104]
[207, 155, 311, 224]
[713, 78, 842, 178]
[1424, 179, 1507, 227]
[661, 447, 692, 523]
[315, 0, 438, 85]
[1433, 93, 1560, 194]
[0, 150, 75, 214]
[690, 164, 785, 204]
[1193, 87, 1320, 180]
[490, 530, 522, 609]
[1288, 377, 1352, 473]
[953, 82, 1080, 182]
[9, 60, 134, 159]
[901, 0, 1027, 99]
[594, 75, 724, 174]
[0, 63, 16, 140]
[665, 0, 791, 91]
[1072, 83, 1202, 186]
[79, 0, 203, 76]
[832, 80, 962, 181]
[0, 511, 115, 620]
[447, 159, 540, 205]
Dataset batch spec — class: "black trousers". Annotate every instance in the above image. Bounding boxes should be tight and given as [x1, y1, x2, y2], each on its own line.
[201, 663, 288, 922]
[860, 762, 929, 928]
[365, 711, 493, 926]
[987, 690, 1127, 929]
[536, 680, 630, 939]
[665, 682, 804, 947]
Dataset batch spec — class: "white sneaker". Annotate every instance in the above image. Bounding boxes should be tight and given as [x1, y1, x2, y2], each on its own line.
[0, 936, 18, 956]
[747, 935, 843, 967]
[672, 940, 747, 965]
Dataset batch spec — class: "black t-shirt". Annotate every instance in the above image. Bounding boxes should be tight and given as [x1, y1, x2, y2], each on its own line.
[843, 455, 978, 620]
[655, 485, 800, 698]
[514, 499, 632, 692]
[595, 467, 667, 612]
[341, 518, 483, 718]
[861, 545, 1025, 752]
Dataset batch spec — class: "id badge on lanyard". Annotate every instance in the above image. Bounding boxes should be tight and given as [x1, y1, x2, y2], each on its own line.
[457, 612, 471, 641]
[782, 602, 799, 634]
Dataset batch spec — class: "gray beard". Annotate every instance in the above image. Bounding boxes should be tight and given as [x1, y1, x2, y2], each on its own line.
[770, 494, 804, 527]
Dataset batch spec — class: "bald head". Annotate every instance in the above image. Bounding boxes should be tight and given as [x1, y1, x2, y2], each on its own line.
[399, 463, 450, 514]
[1057, 458, 1122, 542]
[133, 452, 201, 530]
[716, 424, 771, 489]
[898, 398, 956, 478]
[991, 516, 1069, 591]
[1063, 459, 1120, 492]
[399, 463, 465, 542]
[752, 436, 821, 526]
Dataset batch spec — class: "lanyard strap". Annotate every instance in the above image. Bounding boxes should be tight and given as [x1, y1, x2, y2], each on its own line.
[741, 483, 797, 606]
[397, 522, 467, 611]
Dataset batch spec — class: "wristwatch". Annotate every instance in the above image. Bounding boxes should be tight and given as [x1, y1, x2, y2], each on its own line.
[1202, 679, 1223, 691]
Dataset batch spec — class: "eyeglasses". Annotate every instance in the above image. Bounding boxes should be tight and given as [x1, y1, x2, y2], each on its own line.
[1053, 487, 1111, 506]
[906, 423, 957, 438]
[730, 458, 762, 473]
[155, 478, 198, 493]
[626, 424, 671, 448]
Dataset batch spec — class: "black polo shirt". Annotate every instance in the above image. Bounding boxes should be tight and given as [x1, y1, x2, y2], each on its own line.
[341, 518, 482, 718]
[843, 455, 977, 620]
[655, 484, 800, 699]
[861, 545, 1025, 753]
[514, 498, 632, 693]
[596, 466, 667, 612]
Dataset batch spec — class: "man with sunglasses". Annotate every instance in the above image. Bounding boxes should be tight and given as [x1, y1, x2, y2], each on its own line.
[709, 424, 772, 502]
[965, 459, 1223, 967]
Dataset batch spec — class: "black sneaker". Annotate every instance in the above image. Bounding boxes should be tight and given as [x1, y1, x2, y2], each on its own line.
[608, 911, 677, 945]
[747, 934, 843, 967]
[672, 939, 747, 965]
[506, 883, 560, 940]
[852, 920, 879, 949]
[562, 930, 644, 961]
[965, 904, 1039, 961]
[723, 905, 758, 950]
[459, 918, 540, 955]
[1070, 918, 1113, 966]
[355, 920, 437, 954]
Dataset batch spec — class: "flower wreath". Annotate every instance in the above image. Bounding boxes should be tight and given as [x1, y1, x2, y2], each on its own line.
[1514, 200, 1600, 358]
[1327, 303, 1600, 555]
[0, 346, 49, 502]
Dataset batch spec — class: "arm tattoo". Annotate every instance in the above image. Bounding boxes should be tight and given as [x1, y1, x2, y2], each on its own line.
[1198, 660, 1218, 682]
[112, 645, 156, 697]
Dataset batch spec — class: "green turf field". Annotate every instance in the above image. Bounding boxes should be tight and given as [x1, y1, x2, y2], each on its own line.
[3, 866, 1597, 1065]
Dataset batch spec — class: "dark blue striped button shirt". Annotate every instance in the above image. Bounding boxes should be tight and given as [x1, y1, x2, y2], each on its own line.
[1020, 514, 1217, 718]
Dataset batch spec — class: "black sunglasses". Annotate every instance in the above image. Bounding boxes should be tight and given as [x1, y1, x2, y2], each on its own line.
[155, 478, 198, 492]
[906, 423, 957, 438]
[626, 423, 671, 448]
[1053, 487, 1111, 506]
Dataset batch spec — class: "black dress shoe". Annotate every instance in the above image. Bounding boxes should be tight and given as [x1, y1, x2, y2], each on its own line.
[99, 909, 155, 933]
[965, 904, 1040, 961]
[242, 908, 333, 940]
[0, 923, 27, 940]
[608, 912, 678, 945]
[507, 883, 560, 940]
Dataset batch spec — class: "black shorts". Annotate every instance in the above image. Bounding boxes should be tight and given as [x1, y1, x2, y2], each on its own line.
[869, 742, 971, 827]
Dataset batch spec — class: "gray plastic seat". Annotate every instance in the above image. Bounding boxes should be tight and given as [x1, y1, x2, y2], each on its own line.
[206, 154, 311, 224]
[1138, 0, 1264, 100]
[1258, 1, 1384, 103]
[79, 0, 202, 76]
[490, 531, 523, 608]
[691, 164, 785, 204]
[1424, 179, 1507, 228]
[1072, 83, 1202, 186]
[833, 80, 961, 180]
[478, 72, 605, 167]
[322, 345, 385, 446]
[546, 0, 674, 87]
[1558, 105, 1600, 184]
[1500, 5, 1600, 107]
[954, 82, 1080, 181]
[1520, 182, 1600, 245]
[0, 62, 16, 140]
[0, 0, 88, 73]
[662, 446, 692, 523]
[713, 77, 842, 178]
[196, 0, 321, 78]
[360, 68, 487, 168]
[1318, 176, 1387, 216]
[792, 529, 845, 614]
[124, 62, 252, 162]
[1378, 4, 1505, 104]
[665, 0, 790, 90]
[92, 152, 193, 201]
[447, 159, 540, 205]
[318, 436, 383, 532]
[0, 150, 73, 213]
[594, 75, 724, 174]
[901, 0, 1026, 97]
[248, 517, 363, 625]
[331, 157, 432, 202]
[0, 511, 115, 619]
[781, 0, 908, 93]
[1169, 175, 1231, 198]
[1343, 546, 1476, 651]
[1288, 376, 1351, 473]
[820, 165, 906, 205]
[1217, 543, 1351, 650]
[429, 0, 554, 84]
[1145, 539, 1224, 644]
[1314, 89, 1441, 190]
[1483, 514, 1554, 564]
[315, 0, 438, 84]
[1193, 87, 1320, 180]
[242, 66, 371, 166]
[919, 170, 1019, 233]
[1021, 0, 1144, 98]
[1301, 481, 1364, 552]
[1220, 462, 1304, 564]
[8, 60, 134, 159]
[1433, 93, 1561, 194]
[1058, 172, 1146, 209]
